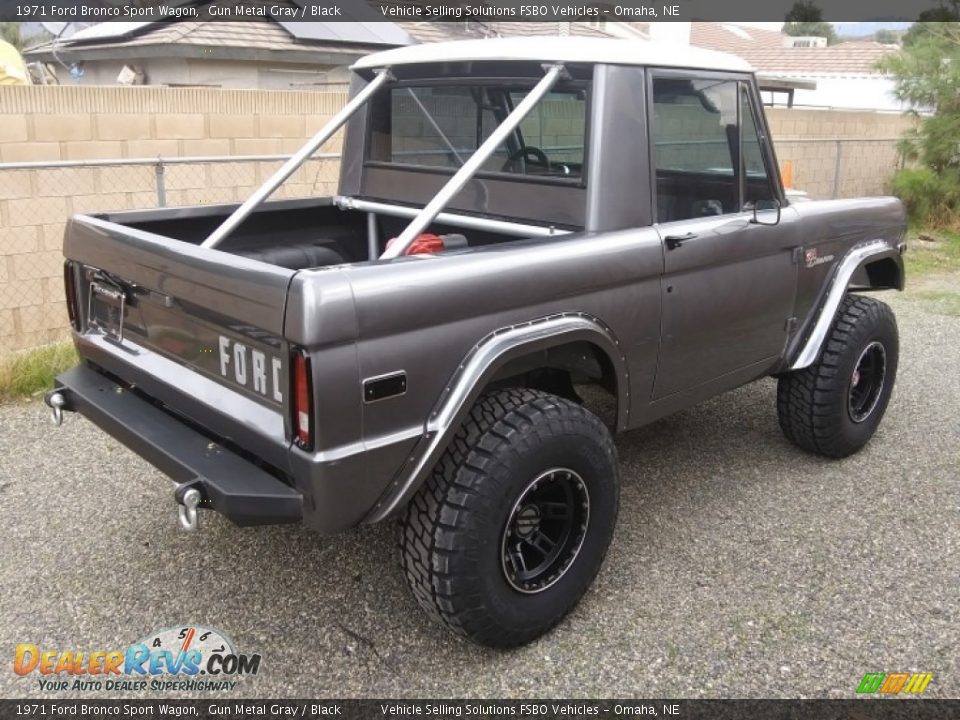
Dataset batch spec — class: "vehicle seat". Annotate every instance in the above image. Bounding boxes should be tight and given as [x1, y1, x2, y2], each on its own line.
[235, 241, 349, 270]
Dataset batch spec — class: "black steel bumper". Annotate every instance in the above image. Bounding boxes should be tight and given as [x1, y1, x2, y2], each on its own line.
[48, 364, 302, 526]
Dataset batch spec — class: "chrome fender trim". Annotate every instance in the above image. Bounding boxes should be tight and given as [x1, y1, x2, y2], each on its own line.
[790, 240, 896, 371]
[366, 313, 629, 523]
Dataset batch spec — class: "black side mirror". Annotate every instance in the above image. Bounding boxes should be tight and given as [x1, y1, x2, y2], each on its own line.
[749, 199, 781, 226]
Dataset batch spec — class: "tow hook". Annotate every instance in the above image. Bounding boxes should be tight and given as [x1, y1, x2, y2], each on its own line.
[45, 391, 68, 427]
[175, 482, 204, 532]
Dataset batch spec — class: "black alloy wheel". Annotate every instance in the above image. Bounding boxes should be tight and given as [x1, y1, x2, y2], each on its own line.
[501, 468, 590, 594]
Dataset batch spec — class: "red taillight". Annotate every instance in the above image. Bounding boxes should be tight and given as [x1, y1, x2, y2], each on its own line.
[292, 350, 312, 449]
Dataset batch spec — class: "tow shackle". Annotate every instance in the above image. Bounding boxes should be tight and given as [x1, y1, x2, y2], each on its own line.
[45, 391, 68, 427]
[175, 481, 205, 532]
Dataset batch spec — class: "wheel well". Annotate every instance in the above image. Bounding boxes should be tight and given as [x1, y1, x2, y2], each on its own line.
[484, 341, 620, 428]
[851, 257, 903, 291]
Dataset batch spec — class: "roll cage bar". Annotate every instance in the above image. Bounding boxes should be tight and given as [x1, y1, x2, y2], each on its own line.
[202, 63, 569, 258]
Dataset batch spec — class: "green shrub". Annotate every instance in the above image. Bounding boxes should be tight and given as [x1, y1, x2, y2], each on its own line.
[891, 167, 960, 228]
[880, 22, 960, 229]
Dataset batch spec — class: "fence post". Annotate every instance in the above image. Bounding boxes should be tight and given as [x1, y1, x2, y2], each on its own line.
[154, 160, 167, 208]
[831, 139, 842, 199]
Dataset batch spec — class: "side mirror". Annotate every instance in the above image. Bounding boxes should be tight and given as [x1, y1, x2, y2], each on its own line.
[749, 198, 781, 226]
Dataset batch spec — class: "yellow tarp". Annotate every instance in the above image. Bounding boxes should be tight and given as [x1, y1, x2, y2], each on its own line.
[0, 40, 30, 85]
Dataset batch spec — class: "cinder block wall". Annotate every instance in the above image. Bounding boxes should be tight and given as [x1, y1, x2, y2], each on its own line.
[0, 87, 916, 354]
[0, 86, 347, 353]
[766, 108, 915, 198]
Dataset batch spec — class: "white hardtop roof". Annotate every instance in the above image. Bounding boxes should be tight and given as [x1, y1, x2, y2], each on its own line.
[353, 36, 753, 73]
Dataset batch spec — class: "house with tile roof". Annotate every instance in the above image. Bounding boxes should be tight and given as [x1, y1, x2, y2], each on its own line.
[23, 5, 411, 88]
[739, 39, 903, 111]
[23, 3, 613, 89]
[627, 22, 904, 112]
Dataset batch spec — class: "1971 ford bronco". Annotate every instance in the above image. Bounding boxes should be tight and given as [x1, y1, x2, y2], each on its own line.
[47, 38, 906, 647]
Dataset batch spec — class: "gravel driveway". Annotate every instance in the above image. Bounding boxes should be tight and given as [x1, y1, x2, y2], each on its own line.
[1, 289, 957, 699]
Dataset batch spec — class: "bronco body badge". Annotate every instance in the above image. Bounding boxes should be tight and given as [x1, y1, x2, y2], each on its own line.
[804, 248, 835, 268]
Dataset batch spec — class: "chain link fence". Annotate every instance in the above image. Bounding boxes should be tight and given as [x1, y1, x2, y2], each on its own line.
[0, 137, 903, 354]
[773, 137, 904, 200]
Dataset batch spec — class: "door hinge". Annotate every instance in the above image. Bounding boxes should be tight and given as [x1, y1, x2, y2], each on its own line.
[784, 317, 798, 333]
[791, 247, 804, 265]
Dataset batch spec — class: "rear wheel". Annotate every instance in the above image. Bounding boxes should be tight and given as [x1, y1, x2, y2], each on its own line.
[399, 388, 619, 648]
[777, 294, 898, 458]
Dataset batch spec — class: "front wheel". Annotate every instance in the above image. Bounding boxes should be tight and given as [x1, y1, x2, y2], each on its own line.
[777, 294, 899, 458]
[399, 388, 619, 648]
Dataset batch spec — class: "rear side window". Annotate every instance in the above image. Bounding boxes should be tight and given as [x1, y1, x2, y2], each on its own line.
[369, 84, 588, 181]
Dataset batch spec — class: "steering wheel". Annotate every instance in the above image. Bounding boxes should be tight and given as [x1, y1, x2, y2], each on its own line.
[501, 146, 550, 173]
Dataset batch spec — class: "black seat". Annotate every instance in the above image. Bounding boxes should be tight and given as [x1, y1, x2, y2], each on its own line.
[235, 241, 349, 270]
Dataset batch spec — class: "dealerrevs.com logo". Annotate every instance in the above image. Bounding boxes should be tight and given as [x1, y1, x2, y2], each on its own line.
[13, 625, 261, 693]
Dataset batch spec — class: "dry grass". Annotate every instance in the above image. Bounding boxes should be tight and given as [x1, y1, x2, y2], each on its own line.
[0, 342, 77, 403]
[906, 229, 960, 277]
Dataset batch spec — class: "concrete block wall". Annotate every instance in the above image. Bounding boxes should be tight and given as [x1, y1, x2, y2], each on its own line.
[0, 85, 347, 353]
[767, 108, 915, 198]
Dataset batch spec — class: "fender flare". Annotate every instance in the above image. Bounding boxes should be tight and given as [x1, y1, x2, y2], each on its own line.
[365, 313, 629, 523]
[789, 240, 904, 371]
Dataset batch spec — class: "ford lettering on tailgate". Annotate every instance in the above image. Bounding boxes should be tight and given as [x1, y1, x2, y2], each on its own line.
[217, 336, 284, 403]
[85, 279, 285, 408]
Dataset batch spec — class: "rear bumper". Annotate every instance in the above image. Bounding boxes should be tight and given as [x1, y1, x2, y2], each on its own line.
[50, 364, 302, 526]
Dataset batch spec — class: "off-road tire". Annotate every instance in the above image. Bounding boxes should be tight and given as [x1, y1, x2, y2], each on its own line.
[399, 388, 619, 648]
[778, 294, 898, 458]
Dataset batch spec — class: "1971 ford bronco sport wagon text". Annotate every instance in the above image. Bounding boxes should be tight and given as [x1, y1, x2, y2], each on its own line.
[47, 37, 906, 647]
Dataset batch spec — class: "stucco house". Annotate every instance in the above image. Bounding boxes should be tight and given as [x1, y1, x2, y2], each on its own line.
[634, 22, 903, 112]
[22, 7, 612, 89]
[23, 14, 410, 88]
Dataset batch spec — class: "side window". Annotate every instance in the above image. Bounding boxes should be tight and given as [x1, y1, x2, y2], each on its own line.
[740, 87, 777, 208]
[652, 77, 739, 223]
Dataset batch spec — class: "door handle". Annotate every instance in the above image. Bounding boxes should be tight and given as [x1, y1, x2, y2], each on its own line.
[665, 232, 697, 250]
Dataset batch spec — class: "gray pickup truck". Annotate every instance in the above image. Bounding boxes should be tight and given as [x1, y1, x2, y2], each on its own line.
[47, 37, 906, 647]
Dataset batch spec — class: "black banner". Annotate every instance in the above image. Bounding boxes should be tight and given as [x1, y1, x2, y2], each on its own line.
[1, 700, 958, 719]
[0, 0, 947, 23]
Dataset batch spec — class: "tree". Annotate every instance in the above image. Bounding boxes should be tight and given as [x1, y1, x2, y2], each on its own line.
[903, 3, 960, 46]
[880, 23, 960, 225]
[782, 2, 838, 45]
[0, 23, 22, 51]
[874, 29, 899, 45]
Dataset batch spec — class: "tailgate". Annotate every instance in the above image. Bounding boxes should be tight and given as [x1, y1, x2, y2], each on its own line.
[64, 214, 297, 470]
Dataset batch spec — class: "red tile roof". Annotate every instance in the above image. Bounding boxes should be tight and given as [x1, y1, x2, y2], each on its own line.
[690, 22, 784, 54]
[741, 41, 897, 74]
[689, 23, 897, 75]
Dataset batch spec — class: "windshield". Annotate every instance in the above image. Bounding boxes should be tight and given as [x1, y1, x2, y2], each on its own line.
[368, 83, 588, 180]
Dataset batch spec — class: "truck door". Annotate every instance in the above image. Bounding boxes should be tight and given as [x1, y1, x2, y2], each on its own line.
[649, 73, 799, 399]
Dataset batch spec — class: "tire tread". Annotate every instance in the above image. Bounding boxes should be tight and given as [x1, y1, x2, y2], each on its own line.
[778, 294, 897, 458]
[399, 388, 616, 646]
